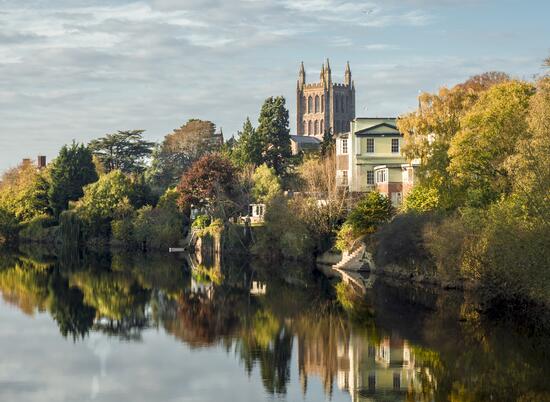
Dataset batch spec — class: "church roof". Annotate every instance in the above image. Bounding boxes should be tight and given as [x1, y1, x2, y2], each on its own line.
[290, 135, 322, 144]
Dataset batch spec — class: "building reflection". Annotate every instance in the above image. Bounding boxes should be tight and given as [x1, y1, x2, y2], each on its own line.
[298, 326, 426, 401]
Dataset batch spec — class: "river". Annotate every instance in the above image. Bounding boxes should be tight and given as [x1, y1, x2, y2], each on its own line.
[0, 247, 549, 402]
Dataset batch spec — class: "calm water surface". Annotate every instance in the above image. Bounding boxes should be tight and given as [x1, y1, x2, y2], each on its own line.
[0, 248, 549, 402]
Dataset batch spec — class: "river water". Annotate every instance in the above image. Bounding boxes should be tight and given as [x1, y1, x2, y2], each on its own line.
[0, 247, 549, 402]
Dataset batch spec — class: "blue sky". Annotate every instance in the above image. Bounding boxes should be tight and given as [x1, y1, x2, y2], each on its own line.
[0, 0, 548, 172]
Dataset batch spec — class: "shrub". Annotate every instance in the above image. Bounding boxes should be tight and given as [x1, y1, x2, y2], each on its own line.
[374, 213, 436, 272]
[403, 185, 441, 213]
[19, 214, 58, 244]
[192, 215, 211, 230]
[0, 208, 19, 246]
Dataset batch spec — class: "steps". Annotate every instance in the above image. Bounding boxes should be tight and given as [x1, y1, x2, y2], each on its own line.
[333, 243, 367, 270]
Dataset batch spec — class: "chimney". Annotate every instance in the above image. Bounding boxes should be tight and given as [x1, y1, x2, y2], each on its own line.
[37, 155, 47, 169]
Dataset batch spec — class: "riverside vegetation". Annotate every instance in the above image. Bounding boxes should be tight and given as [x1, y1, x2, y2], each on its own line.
[1, 58, 549, 323]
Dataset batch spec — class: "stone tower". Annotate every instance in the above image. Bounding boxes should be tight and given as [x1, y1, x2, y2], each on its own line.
[296, 59, 355, 139]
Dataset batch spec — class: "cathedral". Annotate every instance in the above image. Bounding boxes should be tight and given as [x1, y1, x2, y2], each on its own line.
[296, 59, 355, 139]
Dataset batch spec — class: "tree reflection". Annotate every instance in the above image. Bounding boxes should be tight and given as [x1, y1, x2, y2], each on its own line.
[1, 248, 550, 401]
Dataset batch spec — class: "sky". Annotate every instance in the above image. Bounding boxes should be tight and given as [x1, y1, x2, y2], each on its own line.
[0, 0, 549, 172]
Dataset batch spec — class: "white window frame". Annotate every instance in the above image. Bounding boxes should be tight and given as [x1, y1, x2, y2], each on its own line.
[366, 138, 375, 153]
[341, 139, 348, 154]
[375, 169, 387, 183]
[341, 170, 348, 185]
[391, 138, 400, 153]
[367, 171, 374, 185]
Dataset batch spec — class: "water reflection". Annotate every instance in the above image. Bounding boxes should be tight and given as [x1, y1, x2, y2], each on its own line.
[0, 248, 549, 402]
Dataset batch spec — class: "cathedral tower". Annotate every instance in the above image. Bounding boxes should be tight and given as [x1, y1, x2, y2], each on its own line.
[296, 59, 355, 139]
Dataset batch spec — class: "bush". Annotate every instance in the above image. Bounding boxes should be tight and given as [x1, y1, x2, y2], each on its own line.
[252, 196, 313, 260]
[19, 215, 58, 244]
[403, 185, 441, 213]
[335, 191, 394, 251]
[192, 215, 211, 230]
[0, 208, 19, 246]
[374, 213, 436, 272]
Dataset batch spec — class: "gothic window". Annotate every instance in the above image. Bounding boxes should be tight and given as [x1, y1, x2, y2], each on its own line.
[308, 120, 312, 135]
[308, 96, 313, 113]
[314, 120, 319, 135]
[315, 95, 320, 113]
[321, 95, 324, 110]
[320, 119, 324, 133]
[335, 95, 339, 112]
[341, 97, 345, 112]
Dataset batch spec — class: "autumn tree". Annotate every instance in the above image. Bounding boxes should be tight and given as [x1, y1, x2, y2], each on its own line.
[177, 153, 238, 218]
[0, 160, 50, 221]
[147, 119, 221, 191]
[89, 130, 154, 174]
[448, 80, 535, 206]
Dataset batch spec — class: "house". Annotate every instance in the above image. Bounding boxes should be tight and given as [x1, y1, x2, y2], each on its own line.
[290, 135, 322, 155]
[335, 117, 418, 206]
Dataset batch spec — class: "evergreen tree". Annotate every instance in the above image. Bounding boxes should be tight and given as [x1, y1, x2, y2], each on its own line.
[48, 142, 98, 217]
[231, 117, 263, 167]
[89, 130, 154, 174]
[256, 97, 292, 176]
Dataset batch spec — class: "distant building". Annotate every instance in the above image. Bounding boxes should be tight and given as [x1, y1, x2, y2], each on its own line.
[296, 59, 355, 140]
[290, 135, 322, 155]
[335, 117, 419, 207]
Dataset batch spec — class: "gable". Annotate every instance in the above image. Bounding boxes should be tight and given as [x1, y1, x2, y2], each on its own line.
[355, 122, 401, 137]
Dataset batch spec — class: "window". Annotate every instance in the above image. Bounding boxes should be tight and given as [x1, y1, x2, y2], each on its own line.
[391, 138, 400, 153]
[315, 95, 320, 113]
[341, 170, 348, 185]
[307, 96, 313, 113]
[342, 139, 348, 154]
[308, 121, 312, 135]
[320, 119, 324, 133]
[367, 171, 374, 185]
[376, 169, 387, 183]
[321, 95, 324, 110]
[314, 120, 319, 135]
[335, 95, 339, 112]
[341, 96, 345, 112]
[366, 138, 375, 153]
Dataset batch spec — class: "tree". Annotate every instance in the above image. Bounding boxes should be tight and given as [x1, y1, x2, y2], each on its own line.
[397, 73, 512, 210]
[177, 153, 238, 217]
[505, 75, 550, 220]
[48, 143, 98, 217]
[73, 170, 136, 238]
[403, 185, 441, 213]
[230, 118, 264, 167]
[252, 164, 281, 203]
[448, 80, 535, 206]
[89, 130, 154, 174]
[147, 119, 221, 190]
[256, 97, 292, 177]
[320, 127, 335, 156]
[0, 208, 18, 246]
[343, 191, 394, 237]
[0, 160, 50, 221]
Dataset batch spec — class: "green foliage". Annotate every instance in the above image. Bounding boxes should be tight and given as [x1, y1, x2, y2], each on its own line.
[73, 170, 136, 239]
[252, 196, 313, 260]
[19, 215, 58, 244]
[230, 118, 264, 168]
[335, 222, 355, 252]
[0, 208, 19, 246]
[341, 192, 394, 247]
[192, 214, 211, 230]
[255, 96, 293, 176]
[89, 130, 154, 174]
[48, 142, 98, 217]
[252, 164, 281, 203]
[58, 210, 84, 246]
[403, 185, 441, 213]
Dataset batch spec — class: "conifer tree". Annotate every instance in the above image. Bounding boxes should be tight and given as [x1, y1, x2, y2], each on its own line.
[256, 96, 292, 176]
